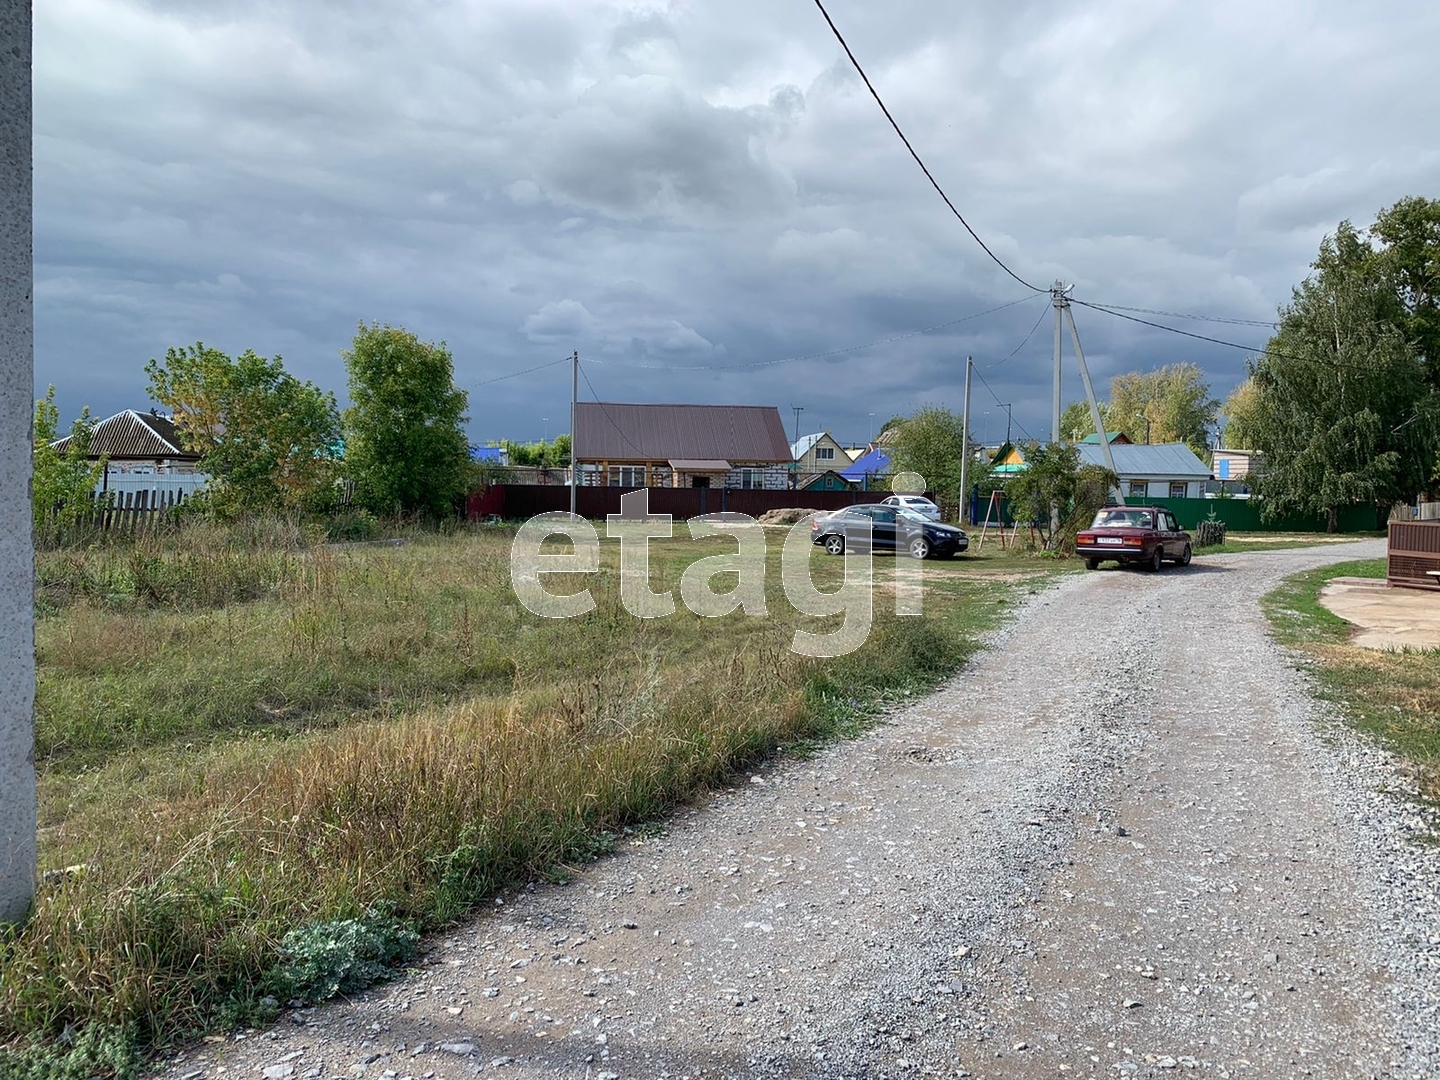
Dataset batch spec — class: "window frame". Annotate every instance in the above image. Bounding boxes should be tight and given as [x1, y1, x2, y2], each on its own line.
[609, 465, 646, 488]
[1128, 479, 1149, 498]
[1168, 481, 1187, 499]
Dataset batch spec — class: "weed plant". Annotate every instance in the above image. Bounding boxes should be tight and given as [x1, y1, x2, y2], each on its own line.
[4, 523, 1027, 1076]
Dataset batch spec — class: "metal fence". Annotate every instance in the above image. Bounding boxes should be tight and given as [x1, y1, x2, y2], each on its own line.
[469, 485, 887, 521]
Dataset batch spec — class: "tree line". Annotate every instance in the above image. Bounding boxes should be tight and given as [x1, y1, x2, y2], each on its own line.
[1225, 196, 1440, 529]
[887, 195, 1440, 532]
[37, 322, 474, 526]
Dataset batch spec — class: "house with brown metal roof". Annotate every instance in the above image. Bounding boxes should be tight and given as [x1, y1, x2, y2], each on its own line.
[51, 409, 203, 474]
[574, 403, 792, 489]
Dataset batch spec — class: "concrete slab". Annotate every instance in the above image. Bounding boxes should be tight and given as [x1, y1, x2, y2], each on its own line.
[1319, 576, 1440, 652]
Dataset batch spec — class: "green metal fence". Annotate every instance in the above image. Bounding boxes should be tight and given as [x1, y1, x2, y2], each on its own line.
[1122, 497, 1382, 533]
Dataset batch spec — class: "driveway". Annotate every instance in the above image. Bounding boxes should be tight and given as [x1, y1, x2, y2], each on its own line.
[156, 539, 1440, 1080]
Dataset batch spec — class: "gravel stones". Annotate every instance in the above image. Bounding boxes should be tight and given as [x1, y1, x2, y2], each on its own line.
[151, 540, 1440, 1080]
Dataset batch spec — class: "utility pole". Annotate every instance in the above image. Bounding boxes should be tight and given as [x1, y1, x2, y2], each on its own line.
[791, 405, 805, 446]
[569, 351, 578, 516]
[1060, 303, 1121, 500]
[958, 356, 973, 525]
[1052, 280, 1065, 444]
[1, 0, 35, 924]
[1048, 283, 1121, 531]
[999, 403, 1013, 446]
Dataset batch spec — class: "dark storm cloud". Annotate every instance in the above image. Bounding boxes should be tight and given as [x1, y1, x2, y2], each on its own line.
[32, 0, 1440, 445]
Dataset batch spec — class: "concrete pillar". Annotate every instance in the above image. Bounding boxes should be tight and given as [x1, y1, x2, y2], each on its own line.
[0, 2, 35, 924]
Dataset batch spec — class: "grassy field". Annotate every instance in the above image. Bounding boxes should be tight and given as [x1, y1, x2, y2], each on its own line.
[1195, 531, 1386, 556]
[1262, 557, 1440, 802]
[3, 523, 1062, 1078]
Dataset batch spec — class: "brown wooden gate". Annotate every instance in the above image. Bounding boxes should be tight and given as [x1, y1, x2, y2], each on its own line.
[1387, 520, 1440, 590]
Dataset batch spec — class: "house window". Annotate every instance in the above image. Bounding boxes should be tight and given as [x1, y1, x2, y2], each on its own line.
[738, 468, 761, 489]
[610, 466, 645, 487]
[1169, 482, 1187, 499]
[815, 446, 835, 461]
[1128, 480, 1148, 497]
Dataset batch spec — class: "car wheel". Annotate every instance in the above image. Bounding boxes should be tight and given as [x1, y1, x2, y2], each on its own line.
[1177, 544, 1192, 566]
[823, 534, 845, 556]
[908, 537, 931, 560]
[1148, 547, 1163, 572]
[1084, 557, 1100, 571]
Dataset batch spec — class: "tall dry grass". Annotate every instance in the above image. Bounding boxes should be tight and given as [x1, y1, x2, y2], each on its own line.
[6, 523, 998, 1076]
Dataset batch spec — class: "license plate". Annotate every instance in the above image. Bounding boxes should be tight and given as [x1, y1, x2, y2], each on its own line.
[1097, 537, 1123, 546]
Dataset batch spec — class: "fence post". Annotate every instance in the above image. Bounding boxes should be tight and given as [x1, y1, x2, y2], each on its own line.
[0, 0, 34, 923]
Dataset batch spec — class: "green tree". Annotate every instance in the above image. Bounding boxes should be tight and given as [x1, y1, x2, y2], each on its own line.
[504, 435, 570, 469]
[1370, 196, 1440, 389]
[32, 386, 105, 537]
[1106, 363, 1218, 450]
[887, 406, 967, 502]
[1248, 222, 1440, 530]
[146, 344, 341, 515]
[1219, 377, 1263, 449]
[343, 323, 471, 518]
[1004, 441, 1118, 552]
[1059, 399, 1113, 442]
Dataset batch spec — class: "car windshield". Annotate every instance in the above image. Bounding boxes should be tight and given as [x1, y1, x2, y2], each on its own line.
[1092, 509, 1154, 529]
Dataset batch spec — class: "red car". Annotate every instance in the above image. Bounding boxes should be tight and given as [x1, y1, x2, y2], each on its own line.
[1075, 506, 1192, 571]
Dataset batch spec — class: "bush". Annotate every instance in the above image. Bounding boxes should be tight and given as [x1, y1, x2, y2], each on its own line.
[265, 905, 419, 1005]
[324, 509, 382, 543]
[1195, 510, 1227, 548]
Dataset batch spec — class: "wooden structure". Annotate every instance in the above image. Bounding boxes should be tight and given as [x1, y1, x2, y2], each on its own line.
[1387, 520, 1440, 590]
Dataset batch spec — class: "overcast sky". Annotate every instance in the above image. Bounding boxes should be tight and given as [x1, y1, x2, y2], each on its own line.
[34, 0, 1440, 447]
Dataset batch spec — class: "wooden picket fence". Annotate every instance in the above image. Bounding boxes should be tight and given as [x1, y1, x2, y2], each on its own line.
[39, 488, 191, 546]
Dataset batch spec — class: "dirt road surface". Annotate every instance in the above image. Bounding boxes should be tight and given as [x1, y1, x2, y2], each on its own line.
[156, 540, 1440, 1080]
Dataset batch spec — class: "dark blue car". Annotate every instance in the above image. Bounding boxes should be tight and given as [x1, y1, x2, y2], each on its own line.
[811, 504, 968, 559]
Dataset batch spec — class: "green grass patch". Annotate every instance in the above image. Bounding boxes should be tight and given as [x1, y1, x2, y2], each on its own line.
[1196, 532, 1386, 556]
[1263, 557, 1440, 802]
[4, 523, 1058, 1076]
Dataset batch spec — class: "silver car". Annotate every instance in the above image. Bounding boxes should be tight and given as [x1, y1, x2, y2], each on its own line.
[880, 494, 942, 522]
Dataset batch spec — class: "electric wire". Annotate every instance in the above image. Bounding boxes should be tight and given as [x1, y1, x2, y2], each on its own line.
[974, 368, 1035, 443]
[472, 355, 572, 387]
[1069, 298, 1340, 367]
[1073, 301, 1277, 328]
[810, 0, 1045, 294]
[991, 298, 1052, 367]
[578, 359, 653, 462]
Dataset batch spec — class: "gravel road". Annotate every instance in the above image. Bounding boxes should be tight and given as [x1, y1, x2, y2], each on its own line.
[156, 539, 1440, 1080]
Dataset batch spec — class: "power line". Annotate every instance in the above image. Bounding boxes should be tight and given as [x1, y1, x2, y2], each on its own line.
[973, 368, 1035, 442]
[578, 360, 652, 461]
[991, 298, 1052, 367]
[809, 0, 1044, 294]
[1069, 298, 1322, 364]
[472, 355, 573, 387]
[1071, 298, 1389, 386]
[1075, 300, 1277, 328]
[586, 294, 1041, 372]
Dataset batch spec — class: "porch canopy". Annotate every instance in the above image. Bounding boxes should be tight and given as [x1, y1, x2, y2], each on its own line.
[667, 459, 731, 471]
